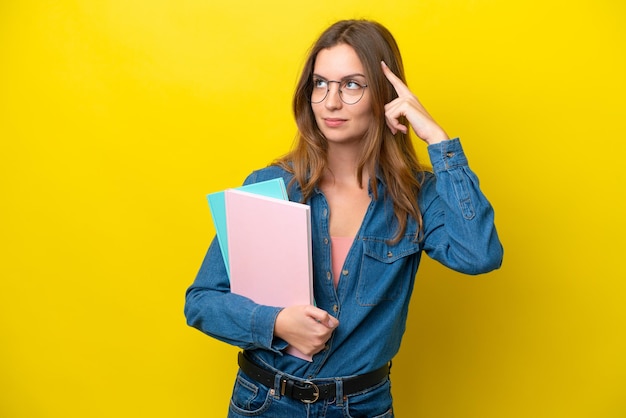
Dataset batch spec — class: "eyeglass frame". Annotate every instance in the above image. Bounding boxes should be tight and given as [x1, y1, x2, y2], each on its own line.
[310, 77, 369, 105]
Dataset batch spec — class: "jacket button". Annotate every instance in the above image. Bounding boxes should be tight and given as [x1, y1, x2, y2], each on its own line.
[387, 251, 393, 257]
[332, 305, 339, 312]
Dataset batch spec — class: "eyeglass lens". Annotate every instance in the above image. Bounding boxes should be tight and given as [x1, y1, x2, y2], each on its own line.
[311, 79, 366, 105]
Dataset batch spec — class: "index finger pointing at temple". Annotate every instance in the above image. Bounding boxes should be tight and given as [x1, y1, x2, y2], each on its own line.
[381, 61, 411, 97]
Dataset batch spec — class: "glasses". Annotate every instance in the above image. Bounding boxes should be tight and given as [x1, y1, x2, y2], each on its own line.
[311, 77, 368, 105]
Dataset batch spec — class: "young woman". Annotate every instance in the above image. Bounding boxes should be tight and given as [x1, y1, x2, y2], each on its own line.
[185, 19, 503, 417]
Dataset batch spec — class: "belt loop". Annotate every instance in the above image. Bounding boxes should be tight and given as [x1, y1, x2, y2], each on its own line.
[272, 372, 284, 399]
[335, 378, 344, 406]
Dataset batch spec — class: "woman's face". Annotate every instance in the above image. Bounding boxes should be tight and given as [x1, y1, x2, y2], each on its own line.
[311, 43, 373, 147]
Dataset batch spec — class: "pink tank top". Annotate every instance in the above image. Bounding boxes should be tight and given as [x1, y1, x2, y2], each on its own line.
[331, 236, 353, 288]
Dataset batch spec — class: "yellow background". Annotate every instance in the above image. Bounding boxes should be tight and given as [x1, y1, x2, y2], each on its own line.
[1, 1, 624, 417]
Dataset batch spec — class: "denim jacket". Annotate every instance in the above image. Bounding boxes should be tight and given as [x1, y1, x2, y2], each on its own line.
[185, 138, 503, 379]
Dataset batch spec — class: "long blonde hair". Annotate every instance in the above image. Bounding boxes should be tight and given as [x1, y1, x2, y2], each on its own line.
[276, 20, 425, 243]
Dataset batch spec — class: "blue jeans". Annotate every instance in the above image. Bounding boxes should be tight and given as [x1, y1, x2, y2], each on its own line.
[227, 369, 394, 417]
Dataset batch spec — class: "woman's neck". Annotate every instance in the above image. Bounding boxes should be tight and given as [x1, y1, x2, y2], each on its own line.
[324, 142, 368, 187]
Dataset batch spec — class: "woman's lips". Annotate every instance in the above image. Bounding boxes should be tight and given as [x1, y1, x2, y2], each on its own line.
[324, 118, 347, 128]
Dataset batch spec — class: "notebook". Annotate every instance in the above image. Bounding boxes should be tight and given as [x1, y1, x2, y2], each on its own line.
[224, 189, 314, 361]
[207, 178, 287, 277]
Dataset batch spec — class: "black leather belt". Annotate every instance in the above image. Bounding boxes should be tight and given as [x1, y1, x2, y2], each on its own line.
[238, 351, 390, 404]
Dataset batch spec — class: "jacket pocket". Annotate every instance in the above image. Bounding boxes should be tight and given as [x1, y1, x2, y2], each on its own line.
[357, 238, 420, 306]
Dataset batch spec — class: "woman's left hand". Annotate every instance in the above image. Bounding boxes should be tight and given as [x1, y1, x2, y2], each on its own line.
[381, 61, 449, 145]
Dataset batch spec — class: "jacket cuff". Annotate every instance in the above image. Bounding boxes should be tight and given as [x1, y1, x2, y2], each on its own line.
[427, 137, 469, 172]
[251, 304, 284, 351]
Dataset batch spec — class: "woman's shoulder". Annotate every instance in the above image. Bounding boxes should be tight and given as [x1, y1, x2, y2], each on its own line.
[416, 169, 437, 204]
[416, 168, 435, 189]
[243, 164, 294, 186]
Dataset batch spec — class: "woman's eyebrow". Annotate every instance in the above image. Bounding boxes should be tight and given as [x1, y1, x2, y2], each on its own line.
[312, 73, 367, 80]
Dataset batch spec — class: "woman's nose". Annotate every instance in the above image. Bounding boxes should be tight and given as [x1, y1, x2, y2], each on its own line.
[324, 84, 343, 108]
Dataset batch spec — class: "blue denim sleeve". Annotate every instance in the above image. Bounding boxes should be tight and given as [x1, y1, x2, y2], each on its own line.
[420, 138, 503, 274]
[184, 171, 288, 353]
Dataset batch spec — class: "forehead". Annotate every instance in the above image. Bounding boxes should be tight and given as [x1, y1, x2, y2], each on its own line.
[313, 44, 366, 78]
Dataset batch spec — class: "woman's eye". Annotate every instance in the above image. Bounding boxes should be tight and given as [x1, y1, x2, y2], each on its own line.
[344, 80, 361, 90]
[314, 79, 327, 88]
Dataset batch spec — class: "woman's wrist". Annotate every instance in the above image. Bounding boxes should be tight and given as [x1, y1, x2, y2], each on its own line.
[423, 128, 449, 145]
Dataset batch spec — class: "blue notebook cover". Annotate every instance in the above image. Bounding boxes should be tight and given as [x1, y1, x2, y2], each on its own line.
[207, 178, 288, 278]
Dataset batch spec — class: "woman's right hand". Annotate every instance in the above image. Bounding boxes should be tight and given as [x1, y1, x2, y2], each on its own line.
[274, 305, 339, 357]
[381, 61, 449, 145]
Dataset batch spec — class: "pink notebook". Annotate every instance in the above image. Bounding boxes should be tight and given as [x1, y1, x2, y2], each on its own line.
[224, 189, 314, 361]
